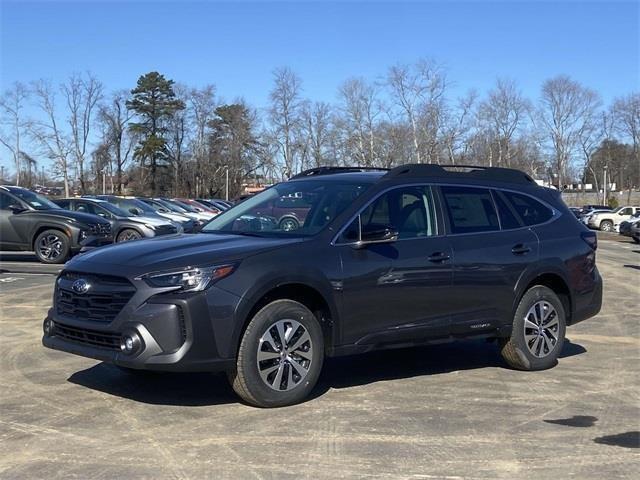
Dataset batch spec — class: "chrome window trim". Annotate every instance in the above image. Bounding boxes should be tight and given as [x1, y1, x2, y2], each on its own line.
[331, 182, 560, 245]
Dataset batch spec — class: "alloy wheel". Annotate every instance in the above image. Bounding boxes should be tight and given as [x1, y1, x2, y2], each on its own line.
[38, 234, 63, 261]
[256, 319, 313, 391]
[523, 301, 560, 358]
[280, 218, 298, 232]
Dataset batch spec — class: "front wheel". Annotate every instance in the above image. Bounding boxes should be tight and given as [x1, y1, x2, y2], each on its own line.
[116, 228, 142, 242]
[500, 285, 566, 371]
[229, 299, 324, 407]
[599, 220, 614, 232]
[34, 229, 71, 264]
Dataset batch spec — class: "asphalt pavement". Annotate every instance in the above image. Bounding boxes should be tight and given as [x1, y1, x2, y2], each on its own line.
[0, 234, 638, 479]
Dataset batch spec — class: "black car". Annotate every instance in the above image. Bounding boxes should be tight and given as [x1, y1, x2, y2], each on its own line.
[54, 198, 178, 242]
[43, 165, 603, 407]
[1, 186, 112, 264]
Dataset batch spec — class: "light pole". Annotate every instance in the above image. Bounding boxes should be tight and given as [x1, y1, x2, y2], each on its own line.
[603, 165, 608, 206]
[225, 166, 229, 201]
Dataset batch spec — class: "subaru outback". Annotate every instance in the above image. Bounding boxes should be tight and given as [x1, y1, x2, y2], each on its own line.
[43, 165, 603, 407]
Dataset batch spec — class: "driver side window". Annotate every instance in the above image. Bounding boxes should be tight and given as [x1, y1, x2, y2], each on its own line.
[0, 192, 14, 210]
[338, 186, 436, 242]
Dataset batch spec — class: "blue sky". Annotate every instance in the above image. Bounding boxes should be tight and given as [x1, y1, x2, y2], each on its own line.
[0, 0, 638, 172]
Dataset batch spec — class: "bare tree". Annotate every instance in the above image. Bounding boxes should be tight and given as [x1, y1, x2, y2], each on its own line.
[63, 72, 103, 193]
[386, 59, 447, 164]
[98, 91, 134, 194]
[301, 101, 333, 168]
[338, 78, 381, 166]
[442, 90, 477, 164]
[612, 93, 640, 174]
[0, 82, 30, 185]
[187, 85, 217, 195]
[269, 67, 303, 177]
[538, 75, 600, 189]
[31, 80, 72, 196]
[478, 78, 531, 167]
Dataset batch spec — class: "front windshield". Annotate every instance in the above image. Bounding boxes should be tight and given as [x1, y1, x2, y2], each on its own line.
[172, 200, 199, 213]
[111, 197, 156, 215]
[202, 180, 370, 237]
[9, 188, 60, 210]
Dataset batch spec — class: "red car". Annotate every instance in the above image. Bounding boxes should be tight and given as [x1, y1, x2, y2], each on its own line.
[175, 198, 221, 216]
[251, 193, 312, 231]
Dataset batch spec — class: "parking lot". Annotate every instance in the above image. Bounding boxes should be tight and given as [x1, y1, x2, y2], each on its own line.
[0, 233, 638, 479]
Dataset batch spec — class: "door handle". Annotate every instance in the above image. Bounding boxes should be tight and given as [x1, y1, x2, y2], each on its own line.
[428, 252, 450, 263]
[512, 244, 531, 255]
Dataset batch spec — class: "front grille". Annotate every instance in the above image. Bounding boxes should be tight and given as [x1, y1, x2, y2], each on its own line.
[53, 323, 120, 351]
[56, 272, 136, 323]
[87, 223, 112, 235]
[155, 224, 178, 236]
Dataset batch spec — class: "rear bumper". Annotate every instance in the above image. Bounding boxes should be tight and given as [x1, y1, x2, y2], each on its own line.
[42, 286, 241, 372]
[569, 268, 603, 326]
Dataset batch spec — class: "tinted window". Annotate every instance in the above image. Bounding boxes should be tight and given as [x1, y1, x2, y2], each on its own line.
[75, 202, 97, 214]
[55, 199, 70, 209]
[0, 192, 14, 210]
[339, 186, 436, 242]
[441, 186, 499, 234]
[501, 191, 553, 226]
[493, 191, 523, 230]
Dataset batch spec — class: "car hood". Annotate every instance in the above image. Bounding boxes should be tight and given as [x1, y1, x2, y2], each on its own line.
[26, 208, 108, 225]
[157, 212, 191, 223]
[66, 233, 303, 274]
[127, 215, 174, 227]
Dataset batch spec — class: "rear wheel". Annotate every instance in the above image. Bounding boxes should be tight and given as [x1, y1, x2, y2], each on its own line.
[229, 299, 324, 407]
[500, 285, 566, 371]
[116, 228, 142, 242]
[599, 220, 614, 232]
[34, 229, 70, 264]
[279, 217, 299, 232]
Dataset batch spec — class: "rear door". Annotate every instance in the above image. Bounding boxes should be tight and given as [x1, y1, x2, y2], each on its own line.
[438, 185, 539, 334]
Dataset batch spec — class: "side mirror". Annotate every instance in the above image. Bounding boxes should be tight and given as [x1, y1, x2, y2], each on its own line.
[8, 204, 26, 214]
[353, 224, 399, 248]
[129, 207, 142, 215]
[158, 208, 169, 213]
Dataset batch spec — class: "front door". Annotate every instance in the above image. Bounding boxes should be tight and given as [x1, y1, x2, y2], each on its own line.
[338, 185, 454, 346]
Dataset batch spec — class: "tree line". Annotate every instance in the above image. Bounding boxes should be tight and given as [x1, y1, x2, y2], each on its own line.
[1, 60, 638, 199]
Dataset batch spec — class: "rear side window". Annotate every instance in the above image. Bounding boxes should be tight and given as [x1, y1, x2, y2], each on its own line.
[493, 191, 523, 230]
[441, 186, 499, 234]
[0, 192, 15, 210]
[55, 199, 70, 209]
[501, 191, 553, 226]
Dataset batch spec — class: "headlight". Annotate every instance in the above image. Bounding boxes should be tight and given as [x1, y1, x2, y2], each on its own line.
[141, 264, 236, 292]
[144, 223, 156, 230]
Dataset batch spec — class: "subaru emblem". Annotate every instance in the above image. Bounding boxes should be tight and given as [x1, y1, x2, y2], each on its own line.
[72, 279, 90, 294]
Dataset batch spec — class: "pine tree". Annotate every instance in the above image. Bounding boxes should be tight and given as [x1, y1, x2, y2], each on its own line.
[127, 72, 184, 195]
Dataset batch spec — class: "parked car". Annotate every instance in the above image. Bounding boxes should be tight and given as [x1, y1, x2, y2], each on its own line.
[580, 208, 612, 226]
[91, 195, 181, 235]
[1, 186, 112, 263]
[568, 207, 581, 218]
[198, 198, 232, 212]
[136, 197, 198, 233]
[587, 205, 640, 232]
[154, 198, 212, 224]
[43, 165, 602, 407]
[54, 198, 179, 242]
[630, 220, 640, 244]
[175, 198, 221, 216]
[619, 212, 640, 238]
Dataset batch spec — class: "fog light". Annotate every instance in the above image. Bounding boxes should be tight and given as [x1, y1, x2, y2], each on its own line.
[120, 331, 141, 354]
[43, 319, 54, 336]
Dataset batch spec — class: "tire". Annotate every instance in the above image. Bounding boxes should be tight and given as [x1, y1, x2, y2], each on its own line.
[34, 229, 71, 264]
[633, 236, 640, 244]
[116, 228, 142, 242]
[229, 299, 324, 407]
[500, 285, 566, 371]
[599, 220, 614, 232]
[279, 217, 299, 232]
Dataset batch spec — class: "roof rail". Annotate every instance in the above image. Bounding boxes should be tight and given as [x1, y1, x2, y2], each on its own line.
[290, 166, 389, 179]
[383, 164, 535, 185]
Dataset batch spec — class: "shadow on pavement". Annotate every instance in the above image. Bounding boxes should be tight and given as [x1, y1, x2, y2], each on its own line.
[0, 252, 38, 262]
[67, 339, 586, 407]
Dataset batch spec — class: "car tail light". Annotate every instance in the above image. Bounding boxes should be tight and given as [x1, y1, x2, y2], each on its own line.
[581, 231, 597, 250]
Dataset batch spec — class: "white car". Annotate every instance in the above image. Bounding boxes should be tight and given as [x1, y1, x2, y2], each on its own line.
[588, 206, 640, 232]
[580, 209, 611, 226]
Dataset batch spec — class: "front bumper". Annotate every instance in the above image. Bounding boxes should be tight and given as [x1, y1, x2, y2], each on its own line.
[42, 284, 240, 372]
